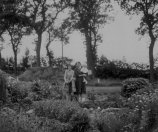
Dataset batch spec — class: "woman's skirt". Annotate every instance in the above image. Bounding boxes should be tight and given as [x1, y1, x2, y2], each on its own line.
[75, 77, 86, 95]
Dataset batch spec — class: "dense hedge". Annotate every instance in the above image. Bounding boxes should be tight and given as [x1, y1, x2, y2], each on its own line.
[95, 67, 150, 79]
[121, 78, 152, 98]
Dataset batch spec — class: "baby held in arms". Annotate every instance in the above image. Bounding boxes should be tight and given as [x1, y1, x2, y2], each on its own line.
[80, 65, 88, 84]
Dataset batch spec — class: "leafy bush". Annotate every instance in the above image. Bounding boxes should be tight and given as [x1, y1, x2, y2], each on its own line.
[39, 118, 70, 132]
[7, 81, 32, 103]
[93, 112, 124, 132]
[18, 67, 64, 83]
[86, 89, 97, 101]
[125, 88, 158, 132]
[30, 80, 65, 101]
[121, 78, 151, 98]
[69, 110, 91, 132]
[7, 79, 64, 105]
[0, 107, 73, 132]
[95, 56, 150, 79]
[34, 100, 81, 122]
[0, 110, 40, 132]
[34, 100, 92, 132]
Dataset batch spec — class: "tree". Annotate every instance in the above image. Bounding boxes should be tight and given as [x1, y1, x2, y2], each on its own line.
[0, 36, 4, 69]
[45, 26, 56, 66]
[0, 0, 29, 74]
[69, 0, 113, 78]
[0, 0, 11, 36]
[0, 0, 27, 35]
[7, 25, 24, 75]
[53, 57, 73, 68]
[45, 18, 72, 66]
[24, 0, 69, 67]
[115, 0, 158, 82]
[41, 56, 48, 67]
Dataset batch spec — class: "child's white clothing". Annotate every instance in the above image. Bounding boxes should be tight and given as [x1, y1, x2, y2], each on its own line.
[80, 66, 88, 84]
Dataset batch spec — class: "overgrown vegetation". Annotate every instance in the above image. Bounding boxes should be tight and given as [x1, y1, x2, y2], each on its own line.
[1, 68, 158, 132]
[95, 55, 152, 80]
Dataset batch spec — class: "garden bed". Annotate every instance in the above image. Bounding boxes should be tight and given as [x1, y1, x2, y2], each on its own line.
[1, 69, 158, 132]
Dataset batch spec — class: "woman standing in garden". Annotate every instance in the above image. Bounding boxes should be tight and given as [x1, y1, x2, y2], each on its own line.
[63, 64, 75, 101]
[74, 62, 87, 102]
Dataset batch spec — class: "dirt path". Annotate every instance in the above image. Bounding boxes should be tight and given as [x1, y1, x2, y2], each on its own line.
[87, 86, 121, 93]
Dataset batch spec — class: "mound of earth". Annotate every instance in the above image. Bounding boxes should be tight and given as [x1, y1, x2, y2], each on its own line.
[18, 67, 64, 83]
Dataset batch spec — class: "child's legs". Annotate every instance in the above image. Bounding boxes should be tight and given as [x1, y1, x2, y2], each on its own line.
[64, 82, 72, 101]
[68, 81, 72, 94]
[72, 79, 75, 88]
[81, 82, 87, 102]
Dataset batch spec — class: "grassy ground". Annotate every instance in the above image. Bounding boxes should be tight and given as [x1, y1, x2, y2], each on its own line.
[87, 86, 121, 94]
[87, 78, 122, 87]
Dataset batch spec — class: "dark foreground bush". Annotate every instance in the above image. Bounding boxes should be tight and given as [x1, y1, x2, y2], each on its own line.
[125, 88, 158, 132]
[69, 110, 91, 132]
[34, 100, 81, 122]
[121, 78, 151, 98]
[0, 110, 40, 132]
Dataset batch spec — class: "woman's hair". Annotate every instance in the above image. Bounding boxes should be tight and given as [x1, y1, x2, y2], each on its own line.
[74, 62, 80, 68]
[76, 62, 81, 66]
[67, 64, 71, 68]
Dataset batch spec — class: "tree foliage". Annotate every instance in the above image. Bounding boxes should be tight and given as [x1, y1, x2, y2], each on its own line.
[68, 0, 113, 78]
[0, 0, 28, 35]
[23, 0, 69, 67]
[115, 0, 158, 82]
[20, 47, 30, 69]
[95, 55, 150, 79]
[45, 19, 72, 66]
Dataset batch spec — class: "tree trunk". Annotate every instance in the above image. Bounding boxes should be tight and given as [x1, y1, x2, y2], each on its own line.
[36, 33, 42, 67]
[14, 52, 17, 76]
[0, 51, 1, 69]
[149, 28, 156, 82]
[46, 43, 52, 66]
[149, 41, 155, 82]
[85, 29, 95, 79]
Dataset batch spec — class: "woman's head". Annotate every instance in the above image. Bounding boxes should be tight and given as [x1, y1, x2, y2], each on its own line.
[67, 64, 72, 70]
[75, 62, 81, 68]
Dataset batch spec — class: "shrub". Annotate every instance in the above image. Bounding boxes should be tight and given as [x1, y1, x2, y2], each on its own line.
[126, 88, 158, 132]
[30, 80, 64, 100]
[121, 78, 151, 98]
[34, 100, 92, 131]
[69, 110, 91, 132]
[0, 110, 40, 132]
[34, 100, 81, 122]
[86, 89, 97, 101]
[0, 107, 73, 132]
[93, 112, 124, 132]
[39, 118, 70, 132]
[7, 81, 32, 103]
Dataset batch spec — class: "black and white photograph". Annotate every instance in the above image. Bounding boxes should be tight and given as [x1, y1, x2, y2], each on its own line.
[0, 0, 158, 132]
